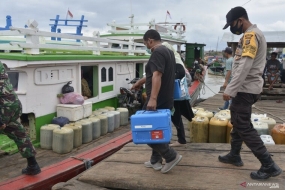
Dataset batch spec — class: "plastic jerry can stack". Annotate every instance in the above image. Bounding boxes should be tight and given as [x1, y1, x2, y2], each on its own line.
[93, 115, 108, 136]
[40, 124, 60, 149]
[188, 116, 209, 143]
[98, 108, 109, 113]
[117, 107, 129, 126]
[92, 110, 102, 116]
[260, 135, 275, 145]
[88, 117, 101, 140]
[214, 110, 231, 120]
[251, 113, 266, 121]
[192, 107, 204, 115]
[271, 123, 285, 144]
[252, 121, 269, 135]
[195, 110, 214, 120]
[105, 106, 115, 111]
[102, 113, 115, 133]
[52, 127, 74, 154]
[226, 121, 233, 143]
[63, 123, 82, 148]
[258, 117, 276, 135]
[131, 109, 172, 144]
[75, 119, 93, 144]
[109, 111, 120, 129]
[209, 117, 228, 143]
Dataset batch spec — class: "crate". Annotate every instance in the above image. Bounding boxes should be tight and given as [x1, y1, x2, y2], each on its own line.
[57, 101, 92, 122]
[131, 109, 171, 144]
[173, 79, 181, 99]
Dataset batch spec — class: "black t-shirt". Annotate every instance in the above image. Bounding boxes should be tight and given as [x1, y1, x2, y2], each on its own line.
[266, 59, 280, 71]
[144, 45, 176, 109]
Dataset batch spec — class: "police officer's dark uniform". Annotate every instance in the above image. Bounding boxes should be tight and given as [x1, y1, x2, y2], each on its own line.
[219, 6, 282, 180]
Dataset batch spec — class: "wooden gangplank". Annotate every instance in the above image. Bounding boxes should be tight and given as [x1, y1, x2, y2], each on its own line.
[54, 143, 285, 190]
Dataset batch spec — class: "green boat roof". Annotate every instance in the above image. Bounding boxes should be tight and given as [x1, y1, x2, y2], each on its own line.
[0, 52, 149, 61]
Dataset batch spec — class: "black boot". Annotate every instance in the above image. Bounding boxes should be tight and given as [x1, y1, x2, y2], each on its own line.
[218, 148, 243, 166]
[250, 152, 282, 180]
[22, 156, 41, 175]
[22, 163, 41, 175]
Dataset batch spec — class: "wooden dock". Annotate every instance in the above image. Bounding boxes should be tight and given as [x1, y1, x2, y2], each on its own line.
[51, 93, 285, 190]
[53, 143, 285, 190]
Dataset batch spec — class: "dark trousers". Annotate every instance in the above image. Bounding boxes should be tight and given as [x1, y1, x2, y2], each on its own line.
[230, 92, 267, 158]
[148, 144, 177, 164]
[171, 100, 194, 144]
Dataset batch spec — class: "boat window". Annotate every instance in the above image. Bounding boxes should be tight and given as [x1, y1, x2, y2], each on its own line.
[135, 63, 143, 78]
[101, 67, 106, 82]
[108, 67, 113, 81]
[7, 72, 19, 91]
[81, 66, 94, 98]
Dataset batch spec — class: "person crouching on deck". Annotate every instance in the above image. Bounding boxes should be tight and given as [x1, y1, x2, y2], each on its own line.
[265, 52, 281, 90]
[0, 62, 41, 175]
[132, 30, 182, 174]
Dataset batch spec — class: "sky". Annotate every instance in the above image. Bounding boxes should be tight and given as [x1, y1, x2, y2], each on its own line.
[1, 0, 285, 51]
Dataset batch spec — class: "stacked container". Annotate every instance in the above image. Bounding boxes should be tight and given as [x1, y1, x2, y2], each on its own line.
[271, 124, 285, 144]
[188, 116, 209, 143]
[75, 119, 93, 143]
[63, 123, 82, 148]
[209, 117, 228, 143]
[40, 124, 60, 149]
[52, 127, 74, 154]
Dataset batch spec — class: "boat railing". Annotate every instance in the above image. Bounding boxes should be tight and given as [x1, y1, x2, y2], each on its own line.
[1, 20, 146, 55]
[106, 15, 186, 40]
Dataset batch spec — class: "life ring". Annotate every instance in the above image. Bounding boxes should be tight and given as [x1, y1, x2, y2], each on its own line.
[174, 23, 186, 31]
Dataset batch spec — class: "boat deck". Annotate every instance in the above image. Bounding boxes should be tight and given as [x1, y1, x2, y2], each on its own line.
[0, 125, 130, 183]
[53, 143, 285, 190]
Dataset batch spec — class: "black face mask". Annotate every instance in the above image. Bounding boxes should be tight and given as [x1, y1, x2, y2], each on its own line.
[230, 20, 243, 35]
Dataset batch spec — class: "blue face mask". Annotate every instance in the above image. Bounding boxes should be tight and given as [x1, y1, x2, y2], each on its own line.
[146, 48, 152, 54]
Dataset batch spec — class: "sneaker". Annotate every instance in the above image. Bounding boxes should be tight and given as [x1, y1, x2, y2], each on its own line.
[144, 161, 162, 171]
[22, 163, 41, 175]
[218, 107, 224, 110]
[161, 155, 182, 174]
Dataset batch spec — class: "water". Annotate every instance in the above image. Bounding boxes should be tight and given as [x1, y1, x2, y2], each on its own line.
[199, 71, 225, 99]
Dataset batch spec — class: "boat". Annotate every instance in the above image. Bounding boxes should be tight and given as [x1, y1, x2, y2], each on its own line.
[0, 14, 206, 189]
[207, 65, 225, 76]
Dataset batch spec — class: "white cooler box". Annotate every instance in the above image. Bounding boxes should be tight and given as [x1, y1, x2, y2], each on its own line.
[57, 101, 92, 121]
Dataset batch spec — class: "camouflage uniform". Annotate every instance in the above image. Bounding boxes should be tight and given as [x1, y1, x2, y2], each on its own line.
[0, 62, 36, 158]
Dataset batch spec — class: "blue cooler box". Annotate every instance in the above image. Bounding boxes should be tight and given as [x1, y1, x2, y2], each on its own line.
[173, 79, 181, 99]
[131, 109, 172, 144]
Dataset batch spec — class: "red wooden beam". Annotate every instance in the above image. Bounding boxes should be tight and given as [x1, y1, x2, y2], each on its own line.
[0, 131, 133, 190]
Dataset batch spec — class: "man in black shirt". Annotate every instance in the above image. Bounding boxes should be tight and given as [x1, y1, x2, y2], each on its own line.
[132, 30, 182, 174]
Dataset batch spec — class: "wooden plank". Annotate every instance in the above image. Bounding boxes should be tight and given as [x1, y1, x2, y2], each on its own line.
[77, 143, 285, 190]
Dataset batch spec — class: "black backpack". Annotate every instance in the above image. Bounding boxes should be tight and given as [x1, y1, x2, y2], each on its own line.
[62, 81, 74, 94]
[51, 117, 69, 127]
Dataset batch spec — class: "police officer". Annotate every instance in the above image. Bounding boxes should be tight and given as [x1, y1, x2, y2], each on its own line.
[219, 7, 282, 179]
[0, 62, 41, 175]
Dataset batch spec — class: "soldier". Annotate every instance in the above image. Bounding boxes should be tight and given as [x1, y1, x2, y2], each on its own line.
[219, 6, 282, 179]
[0, 61, 41, 175]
